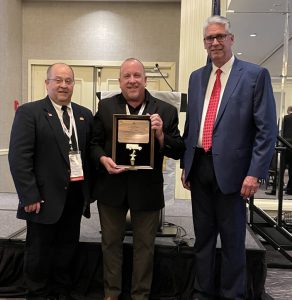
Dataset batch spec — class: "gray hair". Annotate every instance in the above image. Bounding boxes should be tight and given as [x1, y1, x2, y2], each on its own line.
[203, 15, 232, 36]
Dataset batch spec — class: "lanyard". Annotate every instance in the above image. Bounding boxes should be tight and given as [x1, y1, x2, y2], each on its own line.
[126, 101, 146, 116]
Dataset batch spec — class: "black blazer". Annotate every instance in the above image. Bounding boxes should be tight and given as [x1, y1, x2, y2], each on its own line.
[8, 96, 93, 224]
[90, 90, 184, 211]
[283, 113, 292, 144]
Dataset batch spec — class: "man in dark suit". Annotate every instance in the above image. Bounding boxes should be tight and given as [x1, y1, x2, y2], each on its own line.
[9, 63, 93, 300]
[283, 106, 292, 194]
[90, 58, 184, 300]
[181, 16, 277, 300]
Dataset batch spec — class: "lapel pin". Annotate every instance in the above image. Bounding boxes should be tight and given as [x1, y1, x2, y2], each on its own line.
[80, 117, 84, 121]
[48, 113, 53, 117]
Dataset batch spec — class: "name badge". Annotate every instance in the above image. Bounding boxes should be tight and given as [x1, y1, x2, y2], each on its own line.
[69, 151, 84, 181]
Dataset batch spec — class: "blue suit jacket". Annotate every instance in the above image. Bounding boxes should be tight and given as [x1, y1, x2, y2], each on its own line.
[183, 58, 277, 194]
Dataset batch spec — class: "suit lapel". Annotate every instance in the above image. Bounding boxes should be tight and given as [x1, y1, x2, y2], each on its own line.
[214, 58, 243, 129]
[199, 65, 212, 124]
[43, 97, 70, 165]
[116, 95, 127, 114]
[143, 91, 158, 115]
[72, 103, 86, 152]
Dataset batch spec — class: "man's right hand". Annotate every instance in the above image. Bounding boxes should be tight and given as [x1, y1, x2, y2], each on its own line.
[24, 202, 41, 214]
[100, 156, 127, 174]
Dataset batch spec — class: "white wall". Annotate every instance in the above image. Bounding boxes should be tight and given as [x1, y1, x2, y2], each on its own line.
[0, 0, 22, 192]
[22, 1, 181, 100]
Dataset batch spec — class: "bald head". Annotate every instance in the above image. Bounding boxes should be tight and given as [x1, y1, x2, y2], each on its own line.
[119, 58, 147, 107]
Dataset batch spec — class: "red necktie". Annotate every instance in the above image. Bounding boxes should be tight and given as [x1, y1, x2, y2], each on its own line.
[202, 69, 222, 152]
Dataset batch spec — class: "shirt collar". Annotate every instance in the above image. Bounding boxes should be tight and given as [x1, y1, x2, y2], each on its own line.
[212, 55, 235, 75]
[49, 97, 72, 112]
[120, 90, 149, 108]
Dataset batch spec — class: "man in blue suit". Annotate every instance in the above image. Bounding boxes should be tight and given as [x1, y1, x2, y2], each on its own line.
[181, 16, 277, 300]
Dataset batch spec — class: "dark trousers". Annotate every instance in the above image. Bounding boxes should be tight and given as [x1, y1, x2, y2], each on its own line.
[98, 203, 160, 300]
[24, 183, 83, 297]
[286, 151, 292, 193]
[189, 150, 246, 300]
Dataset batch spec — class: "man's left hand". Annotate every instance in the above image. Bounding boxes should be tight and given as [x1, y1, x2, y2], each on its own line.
[240, 176, 260, 199]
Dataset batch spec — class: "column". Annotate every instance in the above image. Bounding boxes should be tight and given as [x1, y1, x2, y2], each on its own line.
[0, 0, 22, 192]
[176, 0, 227, 200]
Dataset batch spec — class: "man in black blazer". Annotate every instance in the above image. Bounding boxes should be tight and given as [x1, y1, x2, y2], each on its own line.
[9, 63, 93, 300]
[90, 58, 184, 300]
[283, 106, 292, 194]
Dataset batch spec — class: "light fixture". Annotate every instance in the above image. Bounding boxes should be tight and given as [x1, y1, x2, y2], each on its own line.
[250, 33, 257, 37]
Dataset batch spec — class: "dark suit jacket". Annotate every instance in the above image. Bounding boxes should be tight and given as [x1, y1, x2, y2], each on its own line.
[8, 96, 93, 224]
[90, 90, 184, 211]
[282, 113, 292, 164]
[283, 113, 292, 144]
[183, 58, 277, 194]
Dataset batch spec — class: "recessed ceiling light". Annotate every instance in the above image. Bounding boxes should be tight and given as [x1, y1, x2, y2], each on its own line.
[250, 33, 257, 37]
[226, 10, 234, 13]
[237, 52, 243, 56]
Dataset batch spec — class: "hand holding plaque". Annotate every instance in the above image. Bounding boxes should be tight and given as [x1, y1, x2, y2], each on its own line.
[112, 115, 154, 169]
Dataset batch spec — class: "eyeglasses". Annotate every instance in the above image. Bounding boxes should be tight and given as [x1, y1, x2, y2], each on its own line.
[47, 78, 75, 86]
[204, 34, 231, 44]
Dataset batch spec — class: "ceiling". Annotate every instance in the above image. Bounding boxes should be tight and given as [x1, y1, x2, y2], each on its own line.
[22, 0, 292, 77]
[227, 0, 292, 78]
